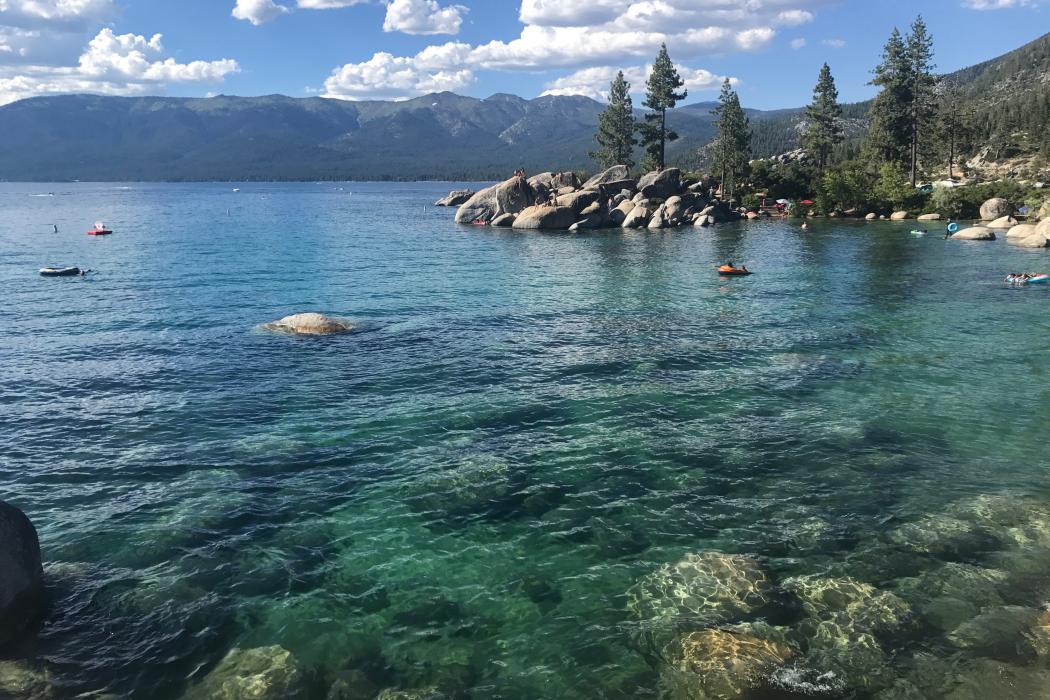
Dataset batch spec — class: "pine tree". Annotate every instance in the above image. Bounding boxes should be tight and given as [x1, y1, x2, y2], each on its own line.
[933, 83, 975, 180]
[905, 16, 936, 185]
[868, 28, 912, 167]
[590, 71, 637, 171]
[711, 78, 751, 203]
[638, 44, 687, 171]
[804, 63, 844, 173]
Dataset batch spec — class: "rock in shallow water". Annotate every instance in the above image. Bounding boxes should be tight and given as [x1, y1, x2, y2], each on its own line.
[0, 660, 54, 700]
[659, 628, 793, 700]
[184, 646, 307, 699]
[627, 551, 772, 624]
[264, 313, 355, 336]
[0, 500, 45, 649]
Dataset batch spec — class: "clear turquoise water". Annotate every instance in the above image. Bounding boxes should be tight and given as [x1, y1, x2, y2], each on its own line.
[3, 182, 1050, 698]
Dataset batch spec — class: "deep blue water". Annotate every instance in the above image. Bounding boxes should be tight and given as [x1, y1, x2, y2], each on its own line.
[3, 182, 1050, 699]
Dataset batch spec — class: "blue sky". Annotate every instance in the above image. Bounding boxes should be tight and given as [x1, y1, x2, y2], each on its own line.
[0, 0, 1046, 109]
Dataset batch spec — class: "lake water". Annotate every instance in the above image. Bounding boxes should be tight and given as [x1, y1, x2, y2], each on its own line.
[3, 182, 1050, 699]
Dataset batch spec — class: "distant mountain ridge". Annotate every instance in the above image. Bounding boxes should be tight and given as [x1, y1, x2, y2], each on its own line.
[0, 31, 1046, 181]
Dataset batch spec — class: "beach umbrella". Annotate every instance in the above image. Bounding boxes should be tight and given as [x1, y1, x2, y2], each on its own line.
[801, 199, 815, 205]
[776, 199, 789, 204]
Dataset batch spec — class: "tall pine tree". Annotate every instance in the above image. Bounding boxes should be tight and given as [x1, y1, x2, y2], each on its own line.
[868, 27, 912, 167]
[591, 71, 637, 171]
[804, 63, 843, 173]
[934, 83, 975, 180]
[905, 16, 936, 185]
[711, 78, 751, 203]
[639, 44, 687, 171]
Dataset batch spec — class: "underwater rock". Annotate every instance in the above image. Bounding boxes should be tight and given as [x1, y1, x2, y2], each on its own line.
[326, 669, 380, 700]
[263, 313, 355, 336]
[783, 576, 911, 635]
[0, 661, 54, 700]
[627, 551, 773, 624]
[896, 562, 1008, 610]
[0, 500, 45, 649]
[184, 646, 307, 700]
[376, 688, 449, 700]
[797, 619, 893, 691]
[887, 513, 1001, 560]
[659, 628, 793, 700]
[947, 605, 1050, 661]
[404, 457, 511, 520]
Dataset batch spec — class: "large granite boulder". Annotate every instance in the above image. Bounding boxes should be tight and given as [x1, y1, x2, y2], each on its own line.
[637, 168, 681, 199]
[556, 189, 601, 214]
[865, 213, 877, 220]
[490, 213, 515, 228]
[454, 176, 534, 224]
[980, 198, 1014, 221]
[659, 629, 793, 700]
[263, 313, 354, 335]
[569, 214, 612, 230]
[1036, 219, 1050, 238]
[622, 204, 652, 229]
[434, 189, 474, 207]
[511, 205, 577, 230]
[1013, 232, 1050, 248]
[550, 171, 581, 189]
[184, 646, 307, 699]
[0, 501, 44, 649]
[890, 211, 909, 221]
[615, 199, 636, 217]
[582, 165, 630, 189]
[987, 215, 1018, 229]
[917, 213, 941, 221]
[1006, 224, 1038, 239]
[951, 226, 996, 241]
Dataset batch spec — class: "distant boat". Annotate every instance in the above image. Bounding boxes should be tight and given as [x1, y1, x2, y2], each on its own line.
[87, 221, 113, 236]
[233, 188, 241, 192]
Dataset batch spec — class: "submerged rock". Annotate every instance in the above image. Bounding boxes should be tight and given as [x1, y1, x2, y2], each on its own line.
[264, 313, 355, 336]
[376, 688, 448, 700]
[404, 457, 511, 519]
[947, 605, 1044, 660]
[784, 576, 911, 635]
[0, 501, 45, 649]
[184, 646, 307, 699]
[627, 551, 772, 623]
[0, 661, 54, 700]
[659, 628, 793, 700]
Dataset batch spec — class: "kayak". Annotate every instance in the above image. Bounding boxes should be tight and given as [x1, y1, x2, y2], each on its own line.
[910, 230, 926, 236]
[87, 228, 112, 236]
[40, 267, 81, 277]
[718, 268, 752, 276]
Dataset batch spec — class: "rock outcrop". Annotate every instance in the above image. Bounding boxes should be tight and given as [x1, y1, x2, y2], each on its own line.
[1006, 224, 1037, 239]
[264, 313, 355, 335]
[986, 216, 1018, 229]
[556, 190, 601, 214]
[511, 205, 577, 230]
[490, 213, 515, 228]
[980, 198, 1014, 221]
[184, 646, 307, 700]
[865, 213, 877, 220]
[890, 211, 909, 221]
[434, 190, 474, 207]
[454, 176, 534, 224]
[0, 501, 44, 649]
[637, 168, 681, 199]
[659, 629, 793, 700]
[951, 226, 996, 241]
[582, 165, 630, 189]
[621, 204, 652, 229]
[917, 213, 941, 221]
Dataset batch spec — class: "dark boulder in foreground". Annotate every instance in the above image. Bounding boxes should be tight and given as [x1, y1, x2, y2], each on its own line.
[638, 168, 682, 199]
[434, 189, 474, 207]
[0, 501, 44, 649]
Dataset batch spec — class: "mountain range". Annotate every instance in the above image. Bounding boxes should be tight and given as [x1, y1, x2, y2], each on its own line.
[0, 31, 1046, 182]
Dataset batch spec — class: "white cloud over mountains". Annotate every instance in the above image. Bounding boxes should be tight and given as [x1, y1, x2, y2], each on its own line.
[0, 2, 239, 104]
[232, 0, 467, 36]
[961, 0, 1034, 8]
[541, 64, 733, 101]
[323, 0, 827, 100]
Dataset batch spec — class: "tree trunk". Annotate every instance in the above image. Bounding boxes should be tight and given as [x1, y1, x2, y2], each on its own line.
[660, 108, 666, 170]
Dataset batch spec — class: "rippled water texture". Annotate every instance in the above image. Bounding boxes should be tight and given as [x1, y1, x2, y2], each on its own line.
[3, 182, 1050, 699]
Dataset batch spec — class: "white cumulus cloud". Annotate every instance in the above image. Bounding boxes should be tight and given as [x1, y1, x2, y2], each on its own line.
[323, 50, 473, 99]
[961, 0, 1034, 8]
[297, 0, 370, 7]
[790, 37, 806, 49]
[541, 63, 732, 101]
[0, 28, 239, 104]
[0, 0, 116, 29]
[232, 0, 290, 25]
[383, 0, 466, 35]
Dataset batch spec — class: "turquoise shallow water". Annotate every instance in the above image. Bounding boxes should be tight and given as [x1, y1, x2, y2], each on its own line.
[3, 182, 1050, 698]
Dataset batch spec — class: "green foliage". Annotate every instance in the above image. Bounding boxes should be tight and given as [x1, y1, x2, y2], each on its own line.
[933, 84, 977, 179]
[591, 71, 637, 171]
[819, 161, 875, 212]
[741, 193, 761, 211]
[805, 63, 844, 171]
[929, 180, 1035, 219]
[873, 162, 919, 209]
[639, 44, 687, 171]
[711, 78, 751, 201]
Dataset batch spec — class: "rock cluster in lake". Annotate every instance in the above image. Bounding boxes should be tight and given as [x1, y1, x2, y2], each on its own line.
[263, 313, 355, 336]
[442, 166, 742, 231]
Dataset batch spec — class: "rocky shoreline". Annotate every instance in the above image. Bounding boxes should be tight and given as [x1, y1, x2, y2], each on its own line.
[435, 165, 743, 232]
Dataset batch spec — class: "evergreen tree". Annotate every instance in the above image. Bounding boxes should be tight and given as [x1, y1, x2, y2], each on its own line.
[638, 44, 687, 171]
[933, 83, 976, 180]
[868, 28, 912, 167]
[591, 71, 637, 171]
[711, 78, 751, 203]
[804, 63, 844, 173]
[905, 16, 936, 185]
